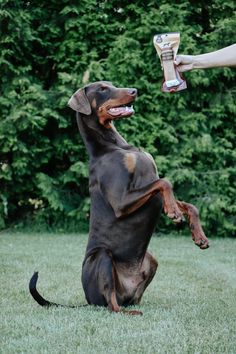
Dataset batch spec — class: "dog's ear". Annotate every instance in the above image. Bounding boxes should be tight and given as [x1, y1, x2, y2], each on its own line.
[68, 88, 92, 115]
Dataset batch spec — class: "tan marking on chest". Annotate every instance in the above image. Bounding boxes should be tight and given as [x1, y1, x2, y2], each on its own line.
[124, 153, 137, 173]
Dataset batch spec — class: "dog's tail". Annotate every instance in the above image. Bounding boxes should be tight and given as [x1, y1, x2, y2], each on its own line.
[29, 272, 85, 308]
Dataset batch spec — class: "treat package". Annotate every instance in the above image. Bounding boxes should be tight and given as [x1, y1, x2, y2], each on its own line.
[153, 32, 187, 93]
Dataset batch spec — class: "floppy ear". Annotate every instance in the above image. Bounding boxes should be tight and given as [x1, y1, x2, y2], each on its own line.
[68, 88, 92, 115]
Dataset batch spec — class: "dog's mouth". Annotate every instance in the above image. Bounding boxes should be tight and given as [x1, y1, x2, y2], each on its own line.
[99, 95, 136, 128]
[107, 102, 135, 119]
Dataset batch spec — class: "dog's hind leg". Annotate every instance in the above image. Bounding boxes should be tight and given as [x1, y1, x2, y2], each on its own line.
[132, 252, 158, 305]
[82, 249, 142, 315]
[82, 249, 120, 312]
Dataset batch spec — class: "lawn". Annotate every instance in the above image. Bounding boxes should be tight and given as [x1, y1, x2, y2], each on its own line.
[1, 232, 236, 354]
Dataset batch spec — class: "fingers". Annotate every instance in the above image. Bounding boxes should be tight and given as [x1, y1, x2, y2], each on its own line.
[176, 64, 192, 73]
[174, 56, 182, 65]
[174, 55, 194, 72]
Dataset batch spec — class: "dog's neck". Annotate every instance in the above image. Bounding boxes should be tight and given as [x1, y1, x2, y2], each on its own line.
[76, 113, 134, 157]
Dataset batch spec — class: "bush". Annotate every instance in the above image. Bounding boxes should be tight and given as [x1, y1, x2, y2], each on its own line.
[0, 0, 235, 236]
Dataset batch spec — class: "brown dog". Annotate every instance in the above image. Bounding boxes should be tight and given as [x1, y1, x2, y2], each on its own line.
[29, 81, 209, 315]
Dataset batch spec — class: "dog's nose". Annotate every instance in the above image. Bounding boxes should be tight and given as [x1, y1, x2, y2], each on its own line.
[128, 88, 137, 96]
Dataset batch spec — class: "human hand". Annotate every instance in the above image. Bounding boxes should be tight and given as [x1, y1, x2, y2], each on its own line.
[174, 55, 195, 72]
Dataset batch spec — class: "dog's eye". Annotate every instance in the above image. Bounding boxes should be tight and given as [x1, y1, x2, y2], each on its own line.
[100, 86, 108, 92]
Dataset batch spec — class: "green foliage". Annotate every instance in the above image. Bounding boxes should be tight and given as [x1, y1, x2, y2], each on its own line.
[0, 0, 235, 236]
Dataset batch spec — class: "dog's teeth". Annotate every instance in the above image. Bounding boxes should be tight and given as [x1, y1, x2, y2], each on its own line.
[108, 105, 134, 116]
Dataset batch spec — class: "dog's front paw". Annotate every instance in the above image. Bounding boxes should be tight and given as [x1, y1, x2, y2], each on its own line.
[164, 202, 184, 224]
[191, 227, 209, 249]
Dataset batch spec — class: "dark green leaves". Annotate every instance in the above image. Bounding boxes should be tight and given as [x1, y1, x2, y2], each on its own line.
[0, 0, 235, 235]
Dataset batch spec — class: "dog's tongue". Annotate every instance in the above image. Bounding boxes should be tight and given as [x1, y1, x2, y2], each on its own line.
[108, 106, 134, 117]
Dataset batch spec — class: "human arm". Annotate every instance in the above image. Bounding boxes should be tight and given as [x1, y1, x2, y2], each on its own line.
[175, 44, 236, 72]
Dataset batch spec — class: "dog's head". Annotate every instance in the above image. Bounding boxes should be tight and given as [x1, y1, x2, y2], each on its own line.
[68, 81, 137, 128]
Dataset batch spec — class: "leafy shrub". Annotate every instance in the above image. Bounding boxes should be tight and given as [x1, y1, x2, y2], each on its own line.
[0, 0, 235, 236]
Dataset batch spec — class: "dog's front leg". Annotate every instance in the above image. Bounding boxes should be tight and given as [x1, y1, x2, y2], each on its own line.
[105, 178, 184, 223]
[177, 201, 209, 249]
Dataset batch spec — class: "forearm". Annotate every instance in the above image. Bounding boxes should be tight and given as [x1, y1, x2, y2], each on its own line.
[192, 44, 236, 69]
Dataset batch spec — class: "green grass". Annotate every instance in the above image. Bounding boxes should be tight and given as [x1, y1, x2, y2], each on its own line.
[1, 232, 236, 354]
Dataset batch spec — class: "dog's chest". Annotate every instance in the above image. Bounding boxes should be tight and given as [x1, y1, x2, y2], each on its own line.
[123, 150, 159, 182]
[88, 149, 159, 193]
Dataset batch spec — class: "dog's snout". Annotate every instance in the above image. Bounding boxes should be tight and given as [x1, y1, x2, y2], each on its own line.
[128, 88, 137, 96]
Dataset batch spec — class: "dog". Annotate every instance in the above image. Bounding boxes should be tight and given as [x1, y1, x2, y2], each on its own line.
[29, 81, 209, 315]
